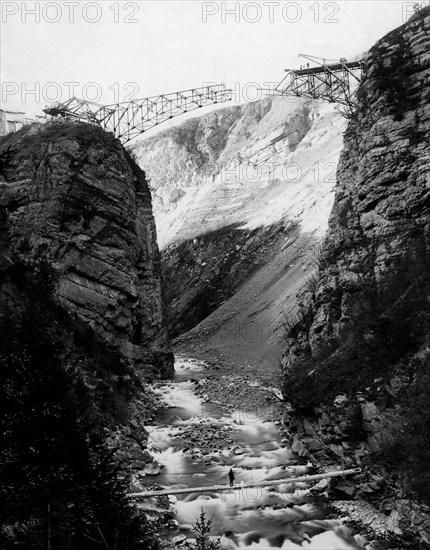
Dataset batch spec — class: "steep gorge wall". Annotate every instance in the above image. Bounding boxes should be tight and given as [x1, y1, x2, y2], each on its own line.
[0, 121, 173, 378]
[281, 8, 430, 545]
[283, 7, 430, 396]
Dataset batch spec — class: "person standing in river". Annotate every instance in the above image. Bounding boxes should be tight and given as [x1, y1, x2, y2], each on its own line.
[228, 468, 235, 487]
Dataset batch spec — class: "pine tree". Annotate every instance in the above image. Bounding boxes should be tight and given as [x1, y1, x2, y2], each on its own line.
[186, 508, 223, 550]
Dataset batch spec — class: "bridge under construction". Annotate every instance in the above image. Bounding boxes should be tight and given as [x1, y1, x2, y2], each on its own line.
[276, 54, 365, 117]
[43, 84, 232, 144]
[43, 55, 365, 143]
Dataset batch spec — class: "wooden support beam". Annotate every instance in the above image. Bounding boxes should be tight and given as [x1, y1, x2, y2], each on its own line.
[127, 468, 361, 499]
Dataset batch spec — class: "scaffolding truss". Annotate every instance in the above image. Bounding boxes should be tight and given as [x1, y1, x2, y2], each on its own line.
[43, 84, 232, 143]
[276, 60, 365, 117]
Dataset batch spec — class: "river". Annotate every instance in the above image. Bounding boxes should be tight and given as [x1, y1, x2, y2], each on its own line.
[141, 356, 367, 549]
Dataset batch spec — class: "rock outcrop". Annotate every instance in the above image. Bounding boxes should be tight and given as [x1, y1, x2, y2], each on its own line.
[286, 8, 430, 366]
[0, 121, 173, 378]
[283, 6, 430, 403]
[282, 7, 430, 547]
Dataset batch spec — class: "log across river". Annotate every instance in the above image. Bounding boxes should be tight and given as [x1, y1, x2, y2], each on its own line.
[128, 469, 361, 498]
[135, 357, 368, 549]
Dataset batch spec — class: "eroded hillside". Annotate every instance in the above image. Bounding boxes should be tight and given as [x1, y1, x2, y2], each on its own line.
[133, 97, 347, 369]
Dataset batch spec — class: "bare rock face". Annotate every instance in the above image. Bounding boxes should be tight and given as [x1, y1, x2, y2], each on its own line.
[281, 10, 430, 545]
[0, 121, 173, 378]
[284, 8, 430, 373]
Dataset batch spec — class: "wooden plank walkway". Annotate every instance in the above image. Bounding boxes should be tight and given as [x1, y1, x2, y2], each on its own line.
[294, 60, 363, 76]
[127, 468, 361, 499]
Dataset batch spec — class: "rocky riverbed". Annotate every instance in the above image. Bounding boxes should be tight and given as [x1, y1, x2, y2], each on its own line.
[127, 355, 429, 550]
[172, 352, 430, 548]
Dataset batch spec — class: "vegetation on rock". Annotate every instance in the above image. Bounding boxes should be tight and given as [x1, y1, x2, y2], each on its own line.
[0, 256, 159, 548]
[185, 509, 225, 550]
[0, 120, 169, 547]
[282, 5, 430, 513]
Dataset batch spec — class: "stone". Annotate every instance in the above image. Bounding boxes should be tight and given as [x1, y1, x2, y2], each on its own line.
[419, 529, 430, 545]
[311, 478, 330, 492]
[302, 437, 323, 451]
[359, 482, 380, 494]
[334, 481, 357, 498]
[140, 464, 161, 476]
[168, 519, 179, 529]
[291, 438, 301, 454]
[302, 418, 315, 435]
[334, 394, 348, 407]
[171, 534, 186, 545]
[298, 445, 310, 457]
[387, 510, 403, 535]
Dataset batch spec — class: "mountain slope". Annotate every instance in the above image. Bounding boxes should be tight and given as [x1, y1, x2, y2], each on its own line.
[133, 96, 347, 369]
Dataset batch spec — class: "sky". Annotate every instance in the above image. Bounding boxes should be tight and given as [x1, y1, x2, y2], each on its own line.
[0, 0, 420, 122]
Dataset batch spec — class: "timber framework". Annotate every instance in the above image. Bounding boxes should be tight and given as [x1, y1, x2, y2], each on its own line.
[43, 84, 232, 144]
[276, 54, 366, 117]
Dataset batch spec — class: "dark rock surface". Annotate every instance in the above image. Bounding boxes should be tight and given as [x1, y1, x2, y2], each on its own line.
[0, 121, 173, 378]
[281, 8, 430, 548]
[285, 9, 430, 370]
[163, 221, 294, 339]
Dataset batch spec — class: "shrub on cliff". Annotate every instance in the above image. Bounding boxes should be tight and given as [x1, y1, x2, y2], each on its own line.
[379, 358, 430, 505]
[0, 258, 155, 549]
[284, 248, 430, 503]
[284, 249, 430, 412]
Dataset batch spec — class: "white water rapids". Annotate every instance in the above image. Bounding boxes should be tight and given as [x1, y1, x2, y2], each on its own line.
[142, 357, 367, 549]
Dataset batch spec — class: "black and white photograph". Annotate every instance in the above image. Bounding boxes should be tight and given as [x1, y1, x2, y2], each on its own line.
[1, 1, 430, 548]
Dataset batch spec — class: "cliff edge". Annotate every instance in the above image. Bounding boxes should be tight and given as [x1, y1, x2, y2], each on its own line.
[0, 121, 173, 378]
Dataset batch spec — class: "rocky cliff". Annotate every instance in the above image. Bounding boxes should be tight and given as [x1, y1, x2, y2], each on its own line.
[133, 97, 346, 368]
[282, 7, 430, 546]
[0, 121, 173, 378]
[0, 120, 174, 548]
